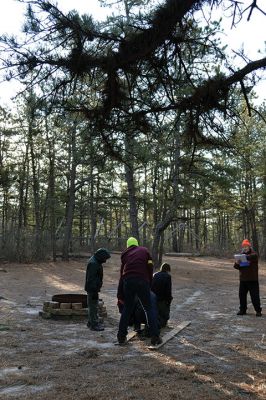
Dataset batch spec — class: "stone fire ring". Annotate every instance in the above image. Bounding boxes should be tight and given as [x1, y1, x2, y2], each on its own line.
[40, 293, 107, 320]
[52, 293, 87, 308]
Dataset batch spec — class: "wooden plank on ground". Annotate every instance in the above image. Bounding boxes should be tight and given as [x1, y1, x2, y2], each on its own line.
[148, 320, 191, 350]
[114, 330, 138, 345]
[127, 330, 138, 342]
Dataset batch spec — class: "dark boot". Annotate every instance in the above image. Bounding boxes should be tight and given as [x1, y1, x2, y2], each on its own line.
[90, 324, 104, 331]
[150, 336, 162, 346]
[237, 310, 246, 315]
[117, 333, 127, 345]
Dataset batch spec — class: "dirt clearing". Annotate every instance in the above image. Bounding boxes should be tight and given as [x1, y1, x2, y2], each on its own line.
[0, 255, 265, 400]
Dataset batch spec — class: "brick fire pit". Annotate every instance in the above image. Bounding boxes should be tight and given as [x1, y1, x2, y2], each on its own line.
[39, 293, 107, 321]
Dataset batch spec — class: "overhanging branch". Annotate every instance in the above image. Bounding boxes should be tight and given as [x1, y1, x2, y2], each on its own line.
[130, 56, 266, 116]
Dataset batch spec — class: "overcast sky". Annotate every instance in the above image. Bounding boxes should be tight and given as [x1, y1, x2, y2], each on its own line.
[0, 0, 111, 35]
[0, 0, 265, 105]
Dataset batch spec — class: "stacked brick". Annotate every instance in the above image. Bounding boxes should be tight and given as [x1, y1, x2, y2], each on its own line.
[39, 297, 107, 321]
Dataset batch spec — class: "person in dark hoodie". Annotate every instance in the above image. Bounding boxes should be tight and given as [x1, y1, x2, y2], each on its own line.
[151, 262, 173, 328]
[117, 237, 162, 346]
[233, 239, 262, 317]
[85, 248, 111, 331]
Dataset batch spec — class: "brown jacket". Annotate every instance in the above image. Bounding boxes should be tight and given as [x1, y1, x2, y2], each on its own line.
[234, 249, 259, 281]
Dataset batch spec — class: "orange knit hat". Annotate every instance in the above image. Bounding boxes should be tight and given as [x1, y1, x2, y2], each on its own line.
[242, 239, 251, 247]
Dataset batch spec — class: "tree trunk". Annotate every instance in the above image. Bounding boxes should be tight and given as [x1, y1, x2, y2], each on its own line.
[62, 126, 77, 260]
[249, 207, 259, 254]
[262, 149, 266, 259]
[89, 168, 99, 255]
[195, 206, 200, 252]
[142, 167, 148, 247]
[171, 222, 178, 252]
[16, 146, 29, 261]
[28, 123, 42, 259]
[124, 136, 139, 240]
[152, 125, 180, 266]
[45, 114, 57, 262]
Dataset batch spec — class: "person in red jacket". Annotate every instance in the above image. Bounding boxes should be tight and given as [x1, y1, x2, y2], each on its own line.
[234, 239, 262, 317]
[117, 237, 162, 346]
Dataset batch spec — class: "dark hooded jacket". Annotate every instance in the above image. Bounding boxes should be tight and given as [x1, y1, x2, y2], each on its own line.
[151, 271, 172, 303]
[85, 248, 110, 293]
[233, 248, 258, 281]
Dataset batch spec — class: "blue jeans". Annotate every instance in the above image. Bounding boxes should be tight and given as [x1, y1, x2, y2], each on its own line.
[118, 277, 159, 337]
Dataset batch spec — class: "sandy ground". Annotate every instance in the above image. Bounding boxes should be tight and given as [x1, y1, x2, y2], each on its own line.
[0, 254, 265, 400]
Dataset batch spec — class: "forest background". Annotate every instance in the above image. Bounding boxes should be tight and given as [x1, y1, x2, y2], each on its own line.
[0, 0, 265, 265]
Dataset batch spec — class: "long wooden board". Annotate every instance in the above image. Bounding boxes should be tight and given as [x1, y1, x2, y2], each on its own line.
[148, 320, 191, 350]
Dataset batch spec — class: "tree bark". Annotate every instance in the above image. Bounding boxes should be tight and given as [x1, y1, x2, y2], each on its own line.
[62, 125, 77, 260]
[124, 136, 139, 239]
[262, 149, 266, 259]
[28, 117, 42, 259]
[152, 123, 181, 266]
[45, 114, 57, 262]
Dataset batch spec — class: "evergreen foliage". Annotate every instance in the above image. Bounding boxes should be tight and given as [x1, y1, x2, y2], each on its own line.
[0, 0, 265, 261]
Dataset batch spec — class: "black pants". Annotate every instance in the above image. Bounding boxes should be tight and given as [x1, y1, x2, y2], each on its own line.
[87, 292, 99, 327]
[118, 277, 159, 338]
[239, 280, 261, 312]
[157, 300, 171, 328]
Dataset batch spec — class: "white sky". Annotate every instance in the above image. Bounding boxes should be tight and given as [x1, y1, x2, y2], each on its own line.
[0, 0, 265, 105]
[0, 0, 110, 34]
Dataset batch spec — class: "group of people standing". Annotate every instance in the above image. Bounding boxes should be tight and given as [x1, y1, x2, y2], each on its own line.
[84, 236, 262, 345]
[84, 237, 172, 345]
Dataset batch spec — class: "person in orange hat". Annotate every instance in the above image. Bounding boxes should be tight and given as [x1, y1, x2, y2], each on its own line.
[233, 239, 262, 316]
